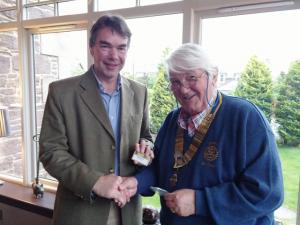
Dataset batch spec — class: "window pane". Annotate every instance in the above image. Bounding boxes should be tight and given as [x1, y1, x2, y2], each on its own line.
[0, 10, 17, 23]
[26, 0, 49, 3]
[0, 31, 23, 179]
[140, 0, 181, 6]
[201, 9, 300, 225]
[123, 14, 182, 134]
[33, 30, 87, 180]
[123, 14, 182, 79]
[0, 0, 17, 22]
[23, 0, 87, 19]
[202, 10, 300, 93]
[95, 0, 179, 10]
[24, 4, 55, 20]
[95, 0, 135, 11]
[0, 0, 16, 8]
[58, 0, 87, 16]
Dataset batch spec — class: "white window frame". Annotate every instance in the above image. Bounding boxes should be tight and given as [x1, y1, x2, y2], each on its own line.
[0, 3, 299, 213]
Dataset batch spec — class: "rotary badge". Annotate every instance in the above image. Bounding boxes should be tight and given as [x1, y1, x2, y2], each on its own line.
[204, 142, 218, 163]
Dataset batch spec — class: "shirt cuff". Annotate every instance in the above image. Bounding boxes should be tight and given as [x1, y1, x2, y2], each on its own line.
[90, 191, 97, 203]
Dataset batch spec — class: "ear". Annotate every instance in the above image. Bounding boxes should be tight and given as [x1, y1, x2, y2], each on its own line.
[209, 72, 218, 88]
[89, 47, 94, 57]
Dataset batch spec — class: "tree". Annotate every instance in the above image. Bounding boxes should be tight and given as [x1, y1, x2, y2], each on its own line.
[150, 49, 176, 133]
[274, 60, 300, 146]
[134, 72, 156, 89]
[234, 55, 273, 121]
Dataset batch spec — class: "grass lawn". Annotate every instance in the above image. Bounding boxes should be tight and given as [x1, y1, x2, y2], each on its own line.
[278, 146, 300, 211]
[142, 146, 300, 213]
[142, 193, 160, 209]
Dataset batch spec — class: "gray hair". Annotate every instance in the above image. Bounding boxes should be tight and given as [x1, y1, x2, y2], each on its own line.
[166, 43, 218, 77]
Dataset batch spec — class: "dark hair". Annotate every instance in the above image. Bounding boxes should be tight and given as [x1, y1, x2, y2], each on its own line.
[89, 15, 132, 48]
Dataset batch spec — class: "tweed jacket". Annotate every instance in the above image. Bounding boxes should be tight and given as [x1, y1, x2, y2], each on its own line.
[39, 67, 152, 225]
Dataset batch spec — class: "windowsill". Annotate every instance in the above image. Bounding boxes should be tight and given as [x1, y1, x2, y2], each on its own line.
[0, 181, 55, 218]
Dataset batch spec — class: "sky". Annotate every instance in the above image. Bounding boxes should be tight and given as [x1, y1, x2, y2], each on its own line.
[123, 14, 183, 75]
[199, 9, 300, 79]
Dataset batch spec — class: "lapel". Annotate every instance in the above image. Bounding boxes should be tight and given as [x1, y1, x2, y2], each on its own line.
[78, 68, 114, 140]
[120, 77, 134, 141]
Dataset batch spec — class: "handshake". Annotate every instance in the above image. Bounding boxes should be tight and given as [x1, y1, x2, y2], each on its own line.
[92, 140, 155, 207]
[92, 175, 196, 217]
[92, 174, 138, 208]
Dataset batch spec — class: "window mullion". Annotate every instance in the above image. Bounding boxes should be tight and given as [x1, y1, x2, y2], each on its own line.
[19, 27, 36, 186]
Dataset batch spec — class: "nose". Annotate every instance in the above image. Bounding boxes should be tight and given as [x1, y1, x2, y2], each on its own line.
[109, 47, 118, 59]
[178, 83, 191, 94]
[180, 80, 192, 89]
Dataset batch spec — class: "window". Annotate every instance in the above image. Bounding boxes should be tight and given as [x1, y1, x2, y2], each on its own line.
[202, 10, 300, 92]
[123, 14, 182, 80]
[0, 31, 22, 179]
[0, 2, 299, 223]
[32, 30, 87, 180]
[201, 9, 300, 225]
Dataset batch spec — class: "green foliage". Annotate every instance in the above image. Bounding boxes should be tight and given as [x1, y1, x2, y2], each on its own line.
[150, 48, 176, 133]
[146, 74, 157, 89]
[274, 60, 300, 146]
[150, 68, 176, 133]
[122, 48, 176, 133]
[234, 56, 274, 121]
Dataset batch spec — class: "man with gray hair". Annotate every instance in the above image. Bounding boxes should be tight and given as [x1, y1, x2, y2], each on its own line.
[121, 43, 284, 225]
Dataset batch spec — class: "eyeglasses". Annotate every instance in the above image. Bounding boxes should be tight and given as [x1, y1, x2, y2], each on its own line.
[169, 71, 207, 91]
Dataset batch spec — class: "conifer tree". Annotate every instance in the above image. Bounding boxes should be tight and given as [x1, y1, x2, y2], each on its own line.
[274, 60, 300, 146]
[234, 55, 273, 121]
[150, 49, 176, 133]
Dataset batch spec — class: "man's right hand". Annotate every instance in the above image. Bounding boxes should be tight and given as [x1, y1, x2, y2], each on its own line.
[92, 174, 124, 200]
[116, 176, 138, 207]
[119, 177, 138, 197]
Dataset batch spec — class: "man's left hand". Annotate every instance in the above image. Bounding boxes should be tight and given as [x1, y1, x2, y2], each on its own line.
[132, 140, 154, 166]
[164, 189, 195, 216]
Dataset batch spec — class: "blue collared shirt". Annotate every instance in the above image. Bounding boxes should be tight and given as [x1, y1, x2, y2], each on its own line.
[93, 68, 121, 175]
